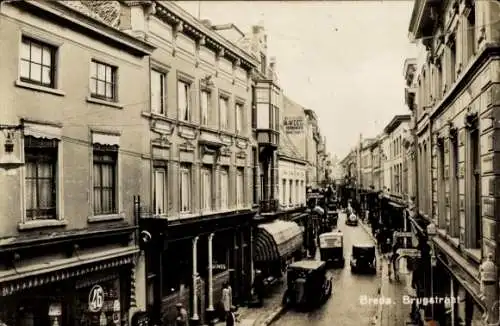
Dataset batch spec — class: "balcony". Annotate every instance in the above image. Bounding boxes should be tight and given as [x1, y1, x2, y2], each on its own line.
[259, 199, 279, 214]
[255, 80, 280, 149]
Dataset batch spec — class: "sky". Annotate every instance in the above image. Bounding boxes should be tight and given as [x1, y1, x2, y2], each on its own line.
[177, 1, 418, 159]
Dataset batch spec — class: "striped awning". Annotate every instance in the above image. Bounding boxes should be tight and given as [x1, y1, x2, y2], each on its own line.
[254, 220, 303, 262]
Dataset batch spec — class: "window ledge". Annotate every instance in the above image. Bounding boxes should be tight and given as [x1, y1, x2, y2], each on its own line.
[86, 96, 123, 109]
[18, 219, 67, 231]
[88, 214, 124, 223]
[463, 248, 482, 264]
[15, 80, 65, 97]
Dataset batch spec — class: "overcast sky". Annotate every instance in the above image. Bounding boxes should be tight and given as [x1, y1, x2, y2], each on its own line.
[177, 1, 418, 159]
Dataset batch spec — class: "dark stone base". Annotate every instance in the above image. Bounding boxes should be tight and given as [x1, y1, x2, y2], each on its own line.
[205, 309, 217, 326]
[190, 317, 200, 326]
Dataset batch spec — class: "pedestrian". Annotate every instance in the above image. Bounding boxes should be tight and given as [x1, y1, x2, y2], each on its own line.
[221, 282, 231, 320]
[175, 303, 189, 326]
[253, 270, 264, 306]
[226, 306, 238, 326]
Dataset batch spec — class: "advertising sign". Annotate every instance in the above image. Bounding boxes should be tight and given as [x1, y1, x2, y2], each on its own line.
[397, 248, 421, 258]
[284, 117, 304, 134]
[88, 285, 105, 313]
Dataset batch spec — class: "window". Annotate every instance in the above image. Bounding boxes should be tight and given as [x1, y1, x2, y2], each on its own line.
[260, 53, 266, 74]
[236, 168, 244, 207]
[220, 167, 229, 209]
[289, 180, 293, 205]
[200, 90, 210, 125]
[151, 70, 166, 115]
[295, 180, 299, 205]
[251, 86, 257, 129]
[438, 141, 446, 229]
[178, 80, 191, 121]
[153, 163, 167, 215]
[93, 145, 118, 215]
[25, 136, 58, 220]
[180, 164, 191, 213]
[470, 128, 481, 248]
[450, 136, 459, 237]
[235, 103, 243, 134]
[90, 60, 116, 101]
[20, 37, 56, 88]
[219, 96, 228, 129]
[282, 179, 287, 204]
[450, 40, 456, 83]
[252, 147, 258, 204]
[300, 181, 305, 204]
[201, 167, 212, 211]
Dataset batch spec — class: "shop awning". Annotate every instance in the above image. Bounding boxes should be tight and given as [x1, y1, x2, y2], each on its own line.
[254, 220, 303, 262]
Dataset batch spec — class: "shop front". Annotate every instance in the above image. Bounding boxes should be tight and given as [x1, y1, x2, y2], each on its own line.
[141, 210, 254, 326]
[0, 251, 136, 326]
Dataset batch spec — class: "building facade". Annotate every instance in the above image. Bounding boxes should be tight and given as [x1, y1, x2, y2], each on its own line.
[0, 0, 154, 324]
[407, 0, 500, 323]
[304, 109, 321, 188]
[370, 137, 383, 191]
[382, 115, 411, 198]
[126, 2, 258, 325]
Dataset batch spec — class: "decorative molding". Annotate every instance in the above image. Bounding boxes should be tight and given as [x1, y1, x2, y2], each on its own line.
[150, 118, 175, 135]
[236, 150, 246, 159]
[220, 146, 231, 157]
[464, 107, 478, 129]
[151, 134, 171, 148]
[235, 139, 248, 149]
[179, 140, 195, 152]
[178, 125, 197, 139]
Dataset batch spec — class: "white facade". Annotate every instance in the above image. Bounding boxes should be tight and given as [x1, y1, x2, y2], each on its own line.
[380, 134, 392, 191]
[278, 159, 307, 208]
[386, 121, 411, 195]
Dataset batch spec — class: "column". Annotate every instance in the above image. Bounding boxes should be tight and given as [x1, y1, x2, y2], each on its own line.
[215, 163, 221, 210]
[206, 233, 215, 321]
[191, 236, 200, 323]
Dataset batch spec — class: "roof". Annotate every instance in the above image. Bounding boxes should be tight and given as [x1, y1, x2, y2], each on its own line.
[288, 260, 325, 270]
[383, 114, 411, 134]
[352, 244, 376, 249]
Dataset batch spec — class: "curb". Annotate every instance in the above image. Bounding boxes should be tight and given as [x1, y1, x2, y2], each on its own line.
[256, 306, 286, 326]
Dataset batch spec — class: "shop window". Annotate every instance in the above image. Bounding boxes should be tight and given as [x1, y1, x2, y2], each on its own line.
[76, 278, 122, 325]
[93, 145, 118, 215]
[162, 244, 190, 295]
[213, 234, 229, 275]
[24, 136, 58, 220]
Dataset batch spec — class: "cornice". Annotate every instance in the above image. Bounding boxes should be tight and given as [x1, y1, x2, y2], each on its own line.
[153, 1, 258, 70]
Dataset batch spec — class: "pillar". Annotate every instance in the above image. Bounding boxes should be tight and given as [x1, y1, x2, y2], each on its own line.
[191, 236, 200, 324]
[206, 233, 215, 324]
[480, 253, 498, 324]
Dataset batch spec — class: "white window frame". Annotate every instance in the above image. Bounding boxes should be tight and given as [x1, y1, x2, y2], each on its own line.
[178, 80, 191, 122]
[282, 179, 287, 205]
[236, 168, 244, 208]
[201, 167, 212, 212]
[220, 167, 229, 210]
[200, 89, 210, 126]
[153, 166, 167, 215]
[295, 180, 299, 206]
[235, 102, 243, 134]
[219, 96, 228, 129]
[180, 164, 192, 213]
[289, 180, 293, 205]
[151, 69, 166, 115]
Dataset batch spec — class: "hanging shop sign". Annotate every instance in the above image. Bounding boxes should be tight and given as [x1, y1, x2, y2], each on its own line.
[397, 248, 421, 258]
[48, 303, 62, 317]
[88, 285, 105, 313]
[283, 117, 304, 134]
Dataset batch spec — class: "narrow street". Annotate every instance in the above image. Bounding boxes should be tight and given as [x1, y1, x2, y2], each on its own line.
[273, 212, 381, 326]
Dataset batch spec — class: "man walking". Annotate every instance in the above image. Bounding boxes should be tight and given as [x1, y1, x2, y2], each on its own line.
[175, 303, 189, 326]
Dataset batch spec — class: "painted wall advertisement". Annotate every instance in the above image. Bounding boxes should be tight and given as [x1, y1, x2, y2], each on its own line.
[284, 117, 304, 134]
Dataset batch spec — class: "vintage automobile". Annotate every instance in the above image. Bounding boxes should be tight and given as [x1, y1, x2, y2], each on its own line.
[350, 244, 377, 274]
[319, 231, 345, 268]
[282, 260, 333, 310]
[345, 212, 358, 226]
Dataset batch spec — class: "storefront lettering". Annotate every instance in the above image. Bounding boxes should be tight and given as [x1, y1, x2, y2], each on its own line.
[88, 285, 105, 312]
[211, 263, 227, 270]
[48, 303, 62, 317]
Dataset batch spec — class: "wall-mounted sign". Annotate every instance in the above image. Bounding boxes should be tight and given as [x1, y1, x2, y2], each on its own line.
[48, 303, 62, 317]
[88, 285, 105, 313]
[284, 117, 304, 134]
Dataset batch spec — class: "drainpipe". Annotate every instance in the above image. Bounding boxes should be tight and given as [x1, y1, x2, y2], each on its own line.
[191, 236, 199, 323]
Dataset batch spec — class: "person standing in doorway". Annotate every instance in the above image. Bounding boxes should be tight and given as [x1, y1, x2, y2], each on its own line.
[221, 282, 231, 321]
[175, 303, 189, 326]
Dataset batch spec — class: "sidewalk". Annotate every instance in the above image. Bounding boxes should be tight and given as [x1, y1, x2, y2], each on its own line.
[359, 220, 416, 326]
[215, 280, 286, 326]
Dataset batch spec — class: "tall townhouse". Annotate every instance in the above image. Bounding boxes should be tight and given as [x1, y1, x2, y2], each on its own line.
[120, 2, 258, 325]
[379, 133, 391, 191]
[408, 0, 500, 323]
[360, 138, 375, 189]
[0, 0, 154, 324]
[382, 115, 411, 198]
[279, 95, 308, 210]
[316, 136, 327, 186]
[370, 138, 382, 191]
[304, 109, 320, 188]
[404, 58, 419, 204]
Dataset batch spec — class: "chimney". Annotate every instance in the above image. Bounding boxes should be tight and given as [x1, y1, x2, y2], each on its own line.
[201, 19, 212, 28]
